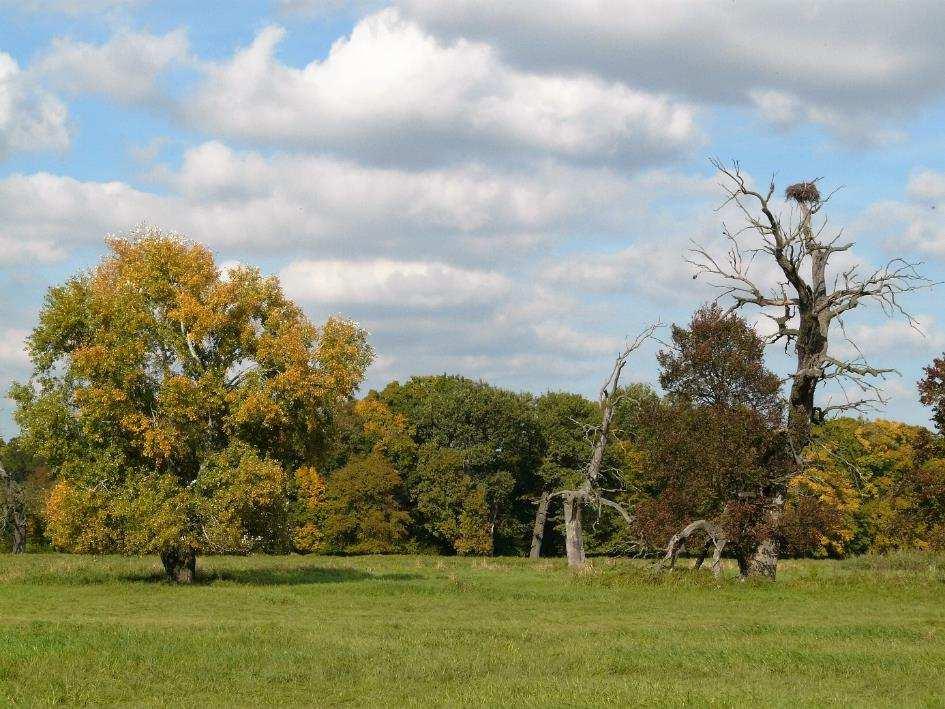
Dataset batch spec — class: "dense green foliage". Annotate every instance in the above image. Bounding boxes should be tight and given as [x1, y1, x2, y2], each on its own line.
[2, 553, 944, 705]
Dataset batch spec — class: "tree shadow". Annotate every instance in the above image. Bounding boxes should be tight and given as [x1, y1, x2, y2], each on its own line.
[128, 561, 418, 586]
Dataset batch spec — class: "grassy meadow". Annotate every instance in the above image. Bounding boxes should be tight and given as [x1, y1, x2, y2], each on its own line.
[1, 553, 944, 707]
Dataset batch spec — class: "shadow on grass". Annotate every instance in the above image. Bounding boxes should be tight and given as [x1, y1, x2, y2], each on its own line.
[128, 563, 419, 586]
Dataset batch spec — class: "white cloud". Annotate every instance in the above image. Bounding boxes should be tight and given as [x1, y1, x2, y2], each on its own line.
[277, 0, 383, 19]
[748, 89, 904, 147]
[400, 0, 945, 143]
[908, 169, 945, 203]
[0, 329, 29, 369]
[831, 316, 945, 360]
[0, 0, 143, 14]
[36, 29, 190, 106]
[541, 240, 706, 305]
[855, 169, 945, 258]
[0, 172, 164, 263]
[0, 52, 69, 160]
[1, 138, 740, 273]
[0, 141, 727, 281]
[532, 323, 621, 357]
[280, 259, 510, 308]
[164, 141, 651, 244]
[188, 9, 698, 166]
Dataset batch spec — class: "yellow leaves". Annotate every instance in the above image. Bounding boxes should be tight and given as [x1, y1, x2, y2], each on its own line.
[22, 228, 377, 558]
[106, 229, 217, 302]
[295, 466, 325, 512]
[797, 417, 937, 556]
[292, 465, 326, 553]
[194, 445, 292, 554]
[356, 398, 399, 437]
[44, 480, 119, 554]
[230, 389, 287, 429]
[355, 398, 412, 454]
[74, 385, 127, 409]
[453, 485, 493, 556]
[292, 523, 323, 553]
[71, 345, 111, 378]
[315, 317, 373, 399]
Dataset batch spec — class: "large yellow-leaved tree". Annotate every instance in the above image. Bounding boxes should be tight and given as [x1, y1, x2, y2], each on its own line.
[11, 228, 372, 581]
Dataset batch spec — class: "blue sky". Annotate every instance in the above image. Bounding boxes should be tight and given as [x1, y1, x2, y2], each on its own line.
[2, 0, 945, 435]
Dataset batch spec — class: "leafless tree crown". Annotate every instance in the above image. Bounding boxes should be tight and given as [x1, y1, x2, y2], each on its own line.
[690, 159, 933, 427]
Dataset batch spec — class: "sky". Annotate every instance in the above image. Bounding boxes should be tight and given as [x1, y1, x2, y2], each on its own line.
[2, 0, 945, 435]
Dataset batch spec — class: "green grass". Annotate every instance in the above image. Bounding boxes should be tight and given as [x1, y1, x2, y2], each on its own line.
[1, 553, 944, 707]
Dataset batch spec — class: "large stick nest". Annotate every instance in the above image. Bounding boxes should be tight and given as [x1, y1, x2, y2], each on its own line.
[785, 182, 821, 204]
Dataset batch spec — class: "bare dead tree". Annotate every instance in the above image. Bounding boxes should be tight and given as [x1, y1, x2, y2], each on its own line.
[0, 459, 27, 554]
[681, 159, 933, 578]
[532, 324, 659, 568]
[662, 520, 726, 578]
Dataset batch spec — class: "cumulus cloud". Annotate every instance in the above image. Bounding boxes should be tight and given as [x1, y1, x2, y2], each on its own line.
[531, 323, 621, 357]
[0, 328, 29, 369]
[0, 138, 738, 273]
[0, 52, 69, 160]
[36, 29, 190, 106]
[188, 9, 698, 166]
[831, 316, 945, 360]
[0, 140, 730, 289]
[748, 89, 904, 147]
[0, 172, 164, 263]
[400, 0, 945, 143]
[908, 169, 945, 202]
[854, 169, 945, 258]
[276, 0, 384, 19]
[280, 259, 510, 308]
[0, 0, 143, 15]
[541, 240, 707, 305]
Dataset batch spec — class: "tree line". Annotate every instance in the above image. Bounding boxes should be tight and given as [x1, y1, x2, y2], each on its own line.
[3, 165, 944, 582]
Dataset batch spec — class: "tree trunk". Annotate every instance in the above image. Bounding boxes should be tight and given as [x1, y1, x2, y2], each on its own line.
[663, 519, 726, 579]
[751, 538, 778, 579]
[749, 493, 783, 580]
[10, 511, 26, 554]
[529, 491, 550, 559]
[161, 549, 196, 583]
[563, 493, 586, 568]
[1, 461, 27, 554]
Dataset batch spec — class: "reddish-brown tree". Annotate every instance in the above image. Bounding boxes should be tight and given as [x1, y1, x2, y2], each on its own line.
[644, 305, 790, 576]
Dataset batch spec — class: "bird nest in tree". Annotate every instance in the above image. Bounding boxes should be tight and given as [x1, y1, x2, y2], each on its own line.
[785, 182, 821, 203]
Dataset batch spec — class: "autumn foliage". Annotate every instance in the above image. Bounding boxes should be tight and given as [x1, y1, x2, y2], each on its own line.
[11, 229, 372, 577]
[7, 234, 945, 570]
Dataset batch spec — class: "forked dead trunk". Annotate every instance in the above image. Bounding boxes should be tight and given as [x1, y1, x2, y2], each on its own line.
[563, 493, 586, 568]
[161, 549, 196, 583]
[529, 490, 550, 559]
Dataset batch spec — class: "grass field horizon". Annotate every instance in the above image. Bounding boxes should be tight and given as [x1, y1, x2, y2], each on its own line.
[2, 552, 944, 706]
